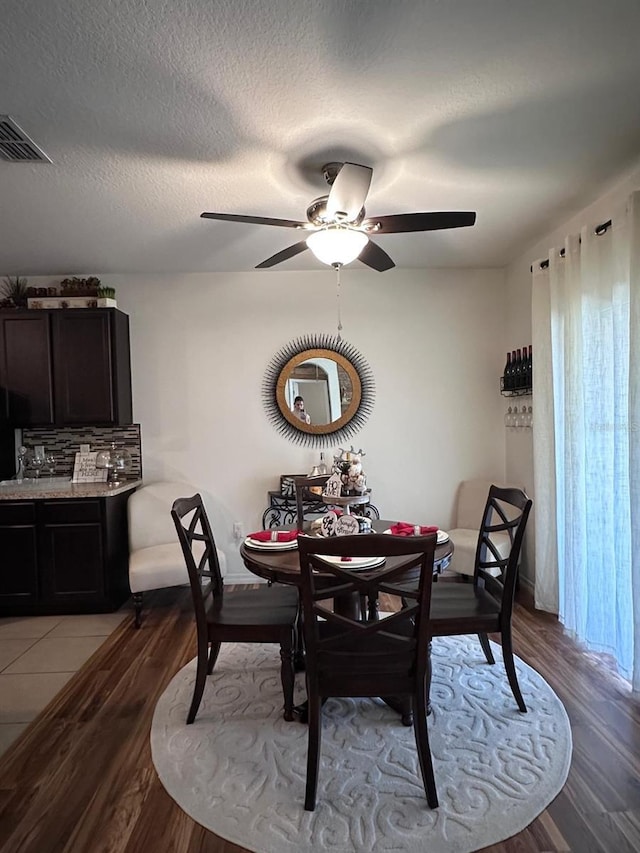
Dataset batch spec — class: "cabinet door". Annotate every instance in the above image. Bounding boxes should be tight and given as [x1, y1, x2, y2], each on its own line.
[51, 310, 132, 425]
[0, 312, 54, 425]
[39, 501, 105, 605]
[52, 311, 115, 424]
[0, 503, 39, 605]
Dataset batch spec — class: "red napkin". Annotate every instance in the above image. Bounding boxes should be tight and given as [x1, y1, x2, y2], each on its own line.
[389, 522, 439, 537]
[248, 530, 300, 542]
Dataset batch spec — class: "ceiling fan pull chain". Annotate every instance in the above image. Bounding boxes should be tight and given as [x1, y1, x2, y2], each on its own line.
[335, 263, 343, 339]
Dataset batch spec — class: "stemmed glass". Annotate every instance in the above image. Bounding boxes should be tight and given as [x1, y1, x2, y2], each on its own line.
[31, 452, 45, 480]
[14, 446, 28, 482]
[45, 454, 57, 478]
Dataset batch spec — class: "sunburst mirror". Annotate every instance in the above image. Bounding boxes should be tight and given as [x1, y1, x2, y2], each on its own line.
[263, 334, 375, 447]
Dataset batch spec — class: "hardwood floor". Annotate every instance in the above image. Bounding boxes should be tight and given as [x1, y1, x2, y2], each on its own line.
[0, 585, 638, 853]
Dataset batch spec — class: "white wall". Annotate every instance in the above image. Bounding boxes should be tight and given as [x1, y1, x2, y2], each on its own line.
[23, 267, 506, 581]
[504, 154, 640, 587]
[108, 267, 505, 580]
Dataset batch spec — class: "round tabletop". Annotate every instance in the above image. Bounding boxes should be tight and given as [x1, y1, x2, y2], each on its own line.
[240, 520, 454, 587]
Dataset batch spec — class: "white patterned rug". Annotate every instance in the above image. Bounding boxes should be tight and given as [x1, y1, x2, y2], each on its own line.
[151, 635, 572, 853]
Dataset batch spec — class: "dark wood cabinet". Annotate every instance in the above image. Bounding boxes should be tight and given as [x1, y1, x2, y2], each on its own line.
[0, 308, 132, 427]
[0, 312, 54, 424]
[0, 502, 39, 607]
[39, 500, 105, 607]
[0, 491, 134, 615]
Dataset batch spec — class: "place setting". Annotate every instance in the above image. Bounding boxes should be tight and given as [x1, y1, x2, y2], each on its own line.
[243, 529, 301, 551]
[384, 521, 450, 544]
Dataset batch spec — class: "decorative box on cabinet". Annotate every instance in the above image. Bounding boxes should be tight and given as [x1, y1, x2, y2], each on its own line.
[0, 308, 132, 427]
[0, 489, 135, 615]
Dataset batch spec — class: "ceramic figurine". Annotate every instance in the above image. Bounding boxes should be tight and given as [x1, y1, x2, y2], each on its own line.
[333, 446, 367, 494]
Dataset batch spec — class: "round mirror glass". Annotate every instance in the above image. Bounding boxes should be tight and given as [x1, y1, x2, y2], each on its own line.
[263, 335, 375, 447]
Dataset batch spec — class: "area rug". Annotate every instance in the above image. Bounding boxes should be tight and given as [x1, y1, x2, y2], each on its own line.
[151, 635, 572, 853]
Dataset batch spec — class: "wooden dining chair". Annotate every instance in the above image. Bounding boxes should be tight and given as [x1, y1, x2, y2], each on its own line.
[446, 478, 524, 579]
[293, 475, 330, 529]
[297, 531, 439, 811]
[429, 485, 533, 711]
[128, 481, 228, 628]
[171, 494, 299, 724]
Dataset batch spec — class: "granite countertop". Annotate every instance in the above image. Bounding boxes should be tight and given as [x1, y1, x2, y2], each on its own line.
[0, 478, 143, 500]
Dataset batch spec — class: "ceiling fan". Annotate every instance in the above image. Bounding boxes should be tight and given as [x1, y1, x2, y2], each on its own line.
[201, 162, 476, 272]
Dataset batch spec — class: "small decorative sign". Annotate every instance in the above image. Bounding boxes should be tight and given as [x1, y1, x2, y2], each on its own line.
[319, 511, 340, 537]
[72, 452, 108, 483]
[335, 515, 359, 536]
[323, 473, 342, 498]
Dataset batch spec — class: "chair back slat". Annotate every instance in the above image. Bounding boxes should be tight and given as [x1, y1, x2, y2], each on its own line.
[294, 476, 331, 528]
[474, 486, 532, 610]
[298, 532, 437, 692]
[171, 494, 225, 638]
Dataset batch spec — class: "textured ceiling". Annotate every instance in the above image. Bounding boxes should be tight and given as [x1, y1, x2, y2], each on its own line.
[2, 0, 640, 276]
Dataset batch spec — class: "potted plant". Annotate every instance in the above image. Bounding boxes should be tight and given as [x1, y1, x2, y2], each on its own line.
[60, 276, 101, 297]
[1, 276, 29, 308]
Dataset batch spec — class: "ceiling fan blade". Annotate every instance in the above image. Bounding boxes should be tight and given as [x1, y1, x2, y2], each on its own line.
[362, 211, 476, 234]
[358, 239, 395, 272]
[255, 241, 310, 269]
[201, 212, 309, 229]
[326, 163, 373, 222]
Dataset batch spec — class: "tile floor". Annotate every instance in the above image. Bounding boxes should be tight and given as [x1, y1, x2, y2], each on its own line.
[0, 606, 132, 758]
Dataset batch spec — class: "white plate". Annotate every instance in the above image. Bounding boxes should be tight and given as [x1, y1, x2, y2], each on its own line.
[316, 555, 386, 570]
[383, 528, 450, 544]
[244, 537, 299, 551]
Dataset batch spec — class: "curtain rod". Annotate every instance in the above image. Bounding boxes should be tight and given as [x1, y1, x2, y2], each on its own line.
[530, 219, 612, 273]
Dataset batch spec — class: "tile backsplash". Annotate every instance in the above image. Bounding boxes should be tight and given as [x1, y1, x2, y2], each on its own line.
[21, 424, 142, 479]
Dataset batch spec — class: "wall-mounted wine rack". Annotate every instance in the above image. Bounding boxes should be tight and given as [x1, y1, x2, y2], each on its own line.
[500, 377, 532, 397]
[501, 345, 532, 396]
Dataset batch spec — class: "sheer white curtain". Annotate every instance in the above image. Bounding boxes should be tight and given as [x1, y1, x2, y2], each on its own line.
[532, 191, 640, 692]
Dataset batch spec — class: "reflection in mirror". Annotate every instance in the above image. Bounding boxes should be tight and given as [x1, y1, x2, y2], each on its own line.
[263, 334, 375, 448]
[284, 358, 353, 426]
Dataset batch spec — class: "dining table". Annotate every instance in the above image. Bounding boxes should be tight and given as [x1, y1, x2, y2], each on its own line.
[240, 518, 454, 620]
[240, 520, 454, 724]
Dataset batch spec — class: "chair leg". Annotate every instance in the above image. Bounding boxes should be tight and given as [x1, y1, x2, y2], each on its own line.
[280, 628, 295, 722]
[478, 631, 495, 664]
[426, 639, 433, 716]
[501, 627, 527, 713]
[207, 641, 221, 674]
[359, 592, 367, 620]
[133, 593, 143, 628]
[305, 692, 323, 811]
[187, 642, 209, 725]
[413, 675, 439, 808]
[294, 622, 305, 673]
[293, 601, 305, 672]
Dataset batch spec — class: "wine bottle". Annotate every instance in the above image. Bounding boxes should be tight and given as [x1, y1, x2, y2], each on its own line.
[503, 352, 512, 391]
[526, 345, 533, 389]
[514, 348, 522, 389]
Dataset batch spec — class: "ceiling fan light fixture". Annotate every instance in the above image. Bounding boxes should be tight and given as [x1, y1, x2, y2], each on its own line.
[306, 226, 368, 267]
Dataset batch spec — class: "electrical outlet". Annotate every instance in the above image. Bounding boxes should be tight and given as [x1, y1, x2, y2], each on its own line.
[233, 522, 244, 540]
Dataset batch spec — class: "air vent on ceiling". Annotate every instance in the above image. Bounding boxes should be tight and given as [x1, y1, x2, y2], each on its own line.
[0, 115, 52, 163]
